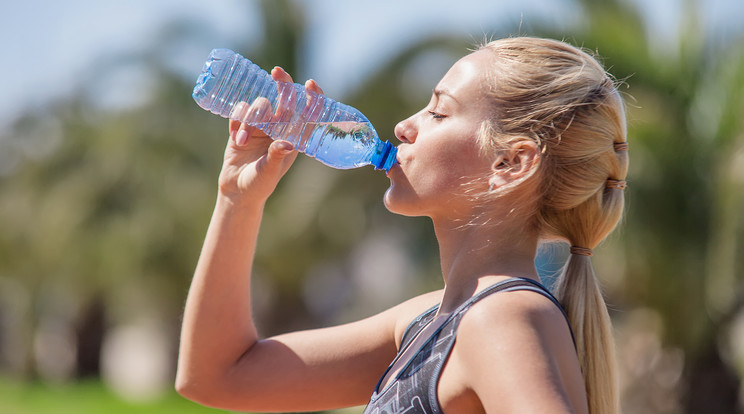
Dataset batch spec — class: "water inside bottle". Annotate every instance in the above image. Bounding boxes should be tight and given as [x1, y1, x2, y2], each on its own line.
[253, 121, 379, 169]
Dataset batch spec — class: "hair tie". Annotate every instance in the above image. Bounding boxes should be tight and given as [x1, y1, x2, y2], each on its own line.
[613, 142, 629, 152]
[569, 246, 593, 257]
[606, 179, 627, 190]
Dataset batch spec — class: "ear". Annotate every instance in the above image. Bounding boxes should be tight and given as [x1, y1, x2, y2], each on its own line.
[488, 140, 541, 190]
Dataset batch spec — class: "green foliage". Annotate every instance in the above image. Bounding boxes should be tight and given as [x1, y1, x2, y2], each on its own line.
[0, 377, 227, 414]
[0, 0, 743, 412]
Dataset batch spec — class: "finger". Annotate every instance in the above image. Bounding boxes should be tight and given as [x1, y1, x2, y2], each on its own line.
[271, 69, 300, 132]
[229, 102, 250, 129]
[274, 82, 298, 124]
[263, 140, 297, 173]
[232, 99, 273, 146]
[302, 79, 325, 123]
[267, 140, 295, 160]
[229, 102, 249, 135]
[271, 66, 293, 84]
[305, 79, 324, 96]
[233, 123, 260, 147]
[229, 119, 242, 136]
[243, 98, 273, 125]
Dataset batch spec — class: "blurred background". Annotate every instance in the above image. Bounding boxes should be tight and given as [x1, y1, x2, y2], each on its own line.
[1, 0, 743, 413]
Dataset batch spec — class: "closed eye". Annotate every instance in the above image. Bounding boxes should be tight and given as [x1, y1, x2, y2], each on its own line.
[428, 111, 446, 119]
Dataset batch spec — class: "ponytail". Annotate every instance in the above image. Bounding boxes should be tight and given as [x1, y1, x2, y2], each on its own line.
[554, 252, 619, 414]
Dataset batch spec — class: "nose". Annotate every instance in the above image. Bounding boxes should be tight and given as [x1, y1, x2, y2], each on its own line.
[394, 116, 417, 144]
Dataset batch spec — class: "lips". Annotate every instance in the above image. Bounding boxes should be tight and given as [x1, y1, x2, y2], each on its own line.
[385, 159, 401, 178]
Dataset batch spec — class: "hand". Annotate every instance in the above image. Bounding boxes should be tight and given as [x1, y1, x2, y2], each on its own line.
[218, 67, 325, 204]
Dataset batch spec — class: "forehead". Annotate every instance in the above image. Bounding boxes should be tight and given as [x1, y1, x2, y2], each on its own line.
[435, 50, 493, 99]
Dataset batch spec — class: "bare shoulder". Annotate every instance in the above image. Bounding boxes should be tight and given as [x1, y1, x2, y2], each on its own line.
[452, 288, 586, 413]
[462, 287, 571, 336]
[456, 288, 575, 366]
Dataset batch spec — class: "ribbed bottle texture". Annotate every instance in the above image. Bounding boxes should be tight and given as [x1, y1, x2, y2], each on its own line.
[193, 49, 397, 171]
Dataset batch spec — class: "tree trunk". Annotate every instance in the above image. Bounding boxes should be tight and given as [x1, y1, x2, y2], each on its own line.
[75, 295, 106, 379]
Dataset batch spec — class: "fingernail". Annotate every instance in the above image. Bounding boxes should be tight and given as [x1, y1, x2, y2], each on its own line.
[278, 141, 294, 154]
[236, 129, 248, 146]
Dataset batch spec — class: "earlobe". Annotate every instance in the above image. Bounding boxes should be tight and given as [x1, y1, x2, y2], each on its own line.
[488, 174, 508, 192]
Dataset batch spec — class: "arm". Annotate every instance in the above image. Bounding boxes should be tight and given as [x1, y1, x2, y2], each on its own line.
[176, 69, 399, 411]
[452, 290, 588, 414]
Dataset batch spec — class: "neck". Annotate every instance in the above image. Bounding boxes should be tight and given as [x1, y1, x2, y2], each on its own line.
[432, 214, 540, 314]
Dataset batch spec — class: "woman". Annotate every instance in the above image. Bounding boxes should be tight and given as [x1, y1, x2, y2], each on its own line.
[176, 37, 629, 414]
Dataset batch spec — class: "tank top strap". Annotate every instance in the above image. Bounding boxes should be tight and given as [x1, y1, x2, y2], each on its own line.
[458, 277, 576, 349]
[398, 304, 439, 351]
[466, 277, 559, 309]
[399, 278, 574, 355]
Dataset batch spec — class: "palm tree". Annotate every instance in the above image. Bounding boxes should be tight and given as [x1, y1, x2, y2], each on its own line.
[2, 1, 742, 413]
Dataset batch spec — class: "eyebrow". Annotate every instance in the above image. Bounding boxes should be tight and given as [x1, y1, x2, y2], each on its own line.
[433, 87, 460, 104]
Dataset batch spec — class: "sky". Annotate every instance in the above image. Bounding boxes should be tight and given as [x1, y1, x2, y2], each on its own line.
[1, 0, 743, 130]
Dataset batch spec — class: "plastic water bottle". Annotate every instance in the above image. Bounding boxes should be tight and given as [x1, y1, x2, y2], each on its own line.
[192, 49, 397, 171]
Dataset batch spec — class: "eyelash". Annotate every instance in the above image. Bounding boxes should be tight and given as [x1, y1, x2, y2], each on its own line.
[428, 111, 446, 119]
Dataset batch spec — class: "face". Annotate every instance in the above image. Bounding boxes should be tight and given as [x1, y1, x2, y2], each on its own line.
[384, 50, 496, 220]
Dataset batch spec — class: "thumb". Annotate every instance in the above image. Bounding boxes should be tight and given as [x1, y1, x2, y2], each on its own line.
[263, 140, 297, 172]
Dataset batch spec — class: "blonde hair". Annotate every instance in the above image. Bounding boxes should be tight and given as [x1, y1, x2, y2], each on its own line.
[478, 37, 629, 414]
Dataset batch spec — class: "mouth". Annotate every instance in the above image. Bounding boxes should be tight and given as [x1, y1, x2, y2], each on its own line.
[385, 161, 400, 178]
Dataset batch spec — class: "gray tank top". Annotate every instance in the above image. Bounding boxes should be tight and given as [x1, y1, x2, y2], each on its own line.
[363, 278, 574, 414]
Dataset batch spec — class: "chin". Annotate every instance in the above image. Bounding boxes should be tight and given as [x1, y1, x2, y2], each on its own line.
[383, 186, 424, 217]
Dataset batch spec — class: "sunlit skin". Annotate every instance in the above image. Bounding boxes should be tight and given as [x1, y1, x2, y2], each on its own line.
[177, 51, 588, 413]
[384, 51, 495, 222]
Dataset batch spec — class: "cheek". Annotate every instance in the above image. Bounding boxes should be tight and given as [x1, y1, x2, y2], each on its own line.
[426, 142, 489, 184]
